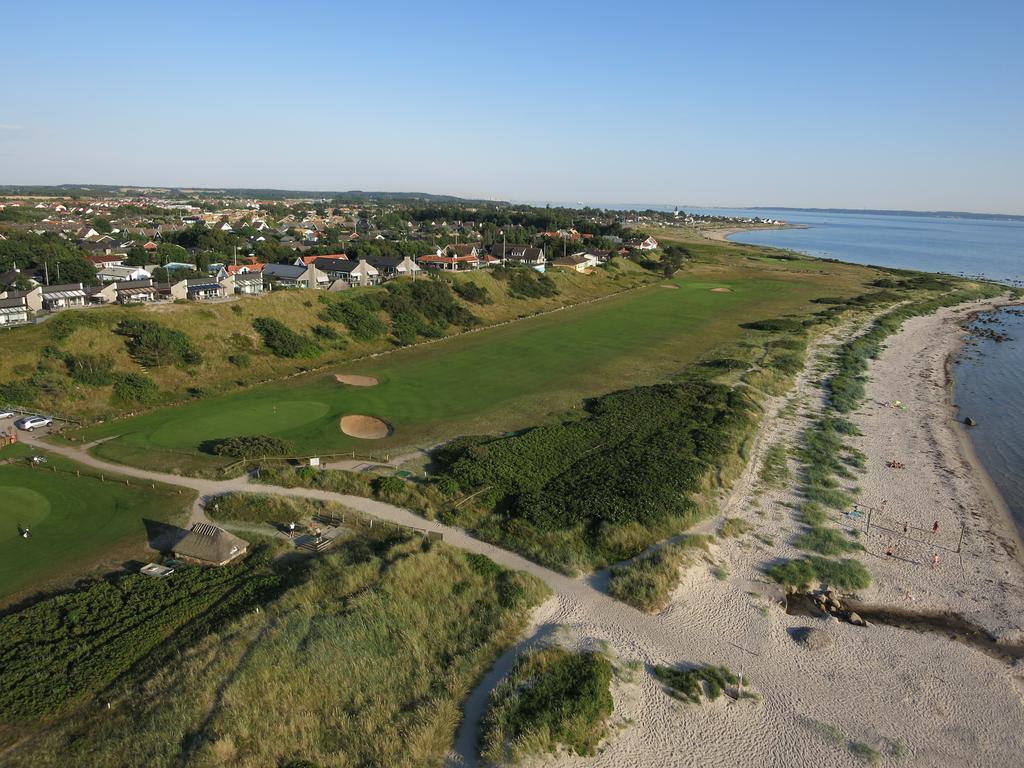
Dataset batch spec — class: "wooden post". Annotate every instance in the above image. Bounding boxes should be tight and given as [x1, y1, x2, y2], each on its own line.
[101, 474, 104, 482]
[865, 509, 872, 535]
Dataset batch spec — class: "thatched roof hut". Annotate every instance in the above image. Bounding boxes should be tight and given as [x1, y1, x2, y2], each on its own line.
[173, 523, 248, 566]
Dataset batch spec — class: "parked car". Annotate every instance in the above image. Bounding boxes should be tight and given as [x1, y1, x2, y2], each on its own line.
[14, 416, 53, 431]
[0, 410, 15, 420]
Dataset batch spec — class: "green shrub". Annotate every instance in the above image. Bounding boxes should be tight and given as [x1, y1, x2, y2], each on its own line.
[653, 664, 739, 704]
[111, 372, 161, 404]
[228, 352, 251, 368]
[741, 318, 805, 333]
[767, 556, 870, 591]
[453, 280, 492, 304]
[793, 527, 862, 555]
[607, 537, 710, 612]
[65, 353, 115, 386]
[252, 317, 320, 358]
[115, 318, 203, 368]
[319, 297, 387, 342]
[481, 648, 613, 763]
[208, 435, 294, 459]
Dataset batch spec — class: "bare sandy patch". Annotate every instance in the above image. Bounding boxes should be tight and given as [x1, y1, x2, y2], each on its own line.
[710, 287, 733, 293]
[340, 414, 392, 439]
[659, 284, 679, 289]
[335, 374, 379, 387]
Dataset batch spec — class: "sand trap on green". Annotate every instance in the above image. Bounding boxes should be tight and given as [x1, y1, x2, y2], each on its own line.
[340, 415, 392, 439]
[335, 374, 379, 387]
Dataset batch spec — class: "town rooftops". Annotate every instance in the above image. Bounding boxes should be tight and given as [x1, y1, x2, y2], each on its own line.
[41, 283, 87, 298]
[172, 523, 248, 565]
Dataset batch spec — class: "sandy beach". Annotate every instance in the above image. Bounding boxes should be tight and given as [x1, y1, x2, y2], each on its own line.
[449, 299, 1024, 768]
[702, 224, 804, 242]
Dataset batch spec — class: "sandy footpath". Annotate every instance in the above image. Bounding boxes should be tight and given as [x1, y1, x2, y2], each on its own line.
[458, 302, 1024, 768]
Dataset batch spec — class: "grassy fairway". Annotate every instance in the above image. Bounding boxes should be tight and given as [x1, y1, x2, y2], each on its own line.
[77, 253, 880, 473]
[0, 444, 193, 602]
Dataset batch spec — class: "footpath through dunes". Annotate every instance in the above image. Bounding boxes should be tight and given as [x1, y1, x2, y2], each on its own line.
[22, 298, 1024, 768]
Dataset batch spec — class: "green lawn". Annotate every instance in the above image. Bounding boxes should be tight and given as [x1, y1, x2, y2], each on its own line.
[75, 267, 874, 474]
[0, 444, 194, 602]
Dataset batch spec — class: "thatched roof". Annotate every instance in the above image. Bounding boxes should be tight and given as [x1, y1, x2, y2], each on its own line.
[173, 523, 248, 565]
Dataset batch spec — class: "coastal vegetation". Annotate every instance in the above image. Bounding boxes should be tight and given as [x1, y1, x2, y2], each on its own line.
[436, 377, 759, 572]
[652, 664, 744, 704]
[606, 536, 712, 612]
[480, 647, 614, 763]
[1, 528, 549, 767]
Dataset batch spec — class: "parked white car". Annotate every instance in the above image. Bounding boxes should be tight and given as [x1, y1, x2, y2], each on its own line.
[0, 410, 15, 420]
[14, 416, 53, 431]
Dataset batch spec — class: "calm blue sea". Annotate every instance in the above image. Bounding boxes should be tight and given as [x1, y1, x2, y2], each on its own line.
[698, 208, 1024, 534]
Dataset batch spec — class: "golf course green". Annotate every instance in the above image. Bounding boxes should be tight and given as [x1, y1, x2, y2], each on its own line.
[0, 445, 193, 602]
[76, 271, 869, 474]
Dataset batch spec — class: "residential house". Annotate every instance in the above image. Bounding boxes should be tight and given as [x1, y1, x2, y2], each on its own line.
[221, 272, 267, 296]
[313, 257, 380, 287]
[551, 254, 591, 273]
[98, 265, 152, 283]
[86, 254, 126, 269]
[262, 263, 326, 290]
[173, 523, 248, 566]
[418, 244, 480, 271]
[215, 262, 265, 281]
[0, 287, 43, 312]
[632, 236, 659, 250]
[0, 296, 30, 327]
[41, 283, 88, 310]
[171, 277, 226, 301]
[569, 249, 607, 267]
[115, 279, 158, 304]
[365, 255, 421, 280]
[497, 245, 546, 270]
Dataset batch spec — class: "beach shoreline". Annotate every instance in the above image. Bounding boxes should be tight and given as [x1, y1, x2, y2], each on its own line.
[850, 295, 1024, 641]
[700, 223, 806, 242]
[943, 299, 1024, 563]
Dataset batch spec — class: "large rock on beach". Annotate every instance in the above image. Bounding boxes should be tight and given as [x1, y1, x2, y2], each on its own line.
[791, 626, 833, 650]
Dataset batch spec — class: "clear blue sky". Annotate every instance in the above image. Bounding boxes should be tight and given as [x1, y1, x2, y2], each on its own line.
[2, 1, 1022, 213]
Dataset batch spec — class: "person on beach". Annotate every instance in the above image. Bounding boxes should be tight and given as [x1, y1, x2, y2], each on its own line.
[903, 521, 909, 534]
[932, 520, 940, 534]
[932, 553, 940, 569]
[886, 542, 894, 557]
[288, 521, 296, 538]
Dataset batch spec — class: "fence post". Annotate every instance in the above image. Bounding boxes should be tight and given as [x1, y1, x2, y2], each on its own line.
[865, 509, 872, 535]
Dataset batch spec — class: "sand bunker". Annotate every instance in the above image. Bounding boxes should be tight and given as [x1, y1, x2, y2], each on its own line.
[335, 374, 379, 387]
[659, 284, 680, 289]
[710, 287, 733, 293]
[340, 415, 392, 439]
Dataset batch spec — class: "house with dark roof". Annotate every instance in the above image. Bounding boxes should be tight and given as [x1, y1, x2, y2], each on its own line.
[41, 283, 88, 310]
[262, 262, 327, 289]
[0, 296, 30, 327]
[170, 277, 226, 301]
[365, 255, 421, 280]
[490, 245, 547, 270]
[173, 523, 248, 566]
[311, 257, 380, 287]
[221, 272, 267, 295]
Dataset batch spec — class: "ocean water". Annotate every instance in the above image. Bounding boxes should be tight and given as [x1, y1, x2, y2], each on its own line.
[701, 207, 1024, 285]
[953, 309, 1024, 533]
[694, 208, 1024, 534]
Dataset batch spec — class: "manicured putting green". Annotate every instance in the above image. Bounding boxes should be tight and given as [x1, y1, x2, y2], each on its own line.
[0, 447, 192, 601]
[79, 275, 853, 471]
